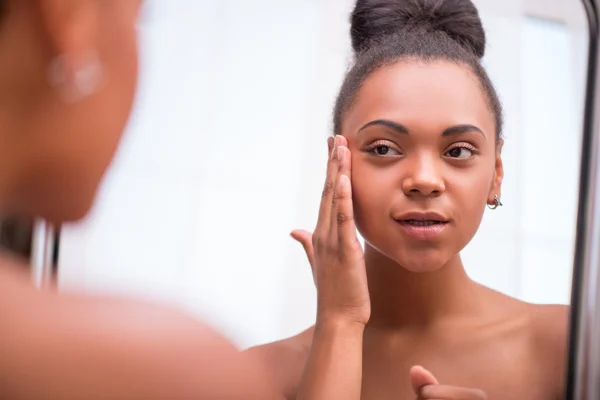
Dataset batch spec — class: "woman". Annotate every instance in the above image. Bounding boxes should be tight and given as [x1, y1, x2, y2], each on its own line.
[0, 1, 276, 398]
[248, 0, 568, 399]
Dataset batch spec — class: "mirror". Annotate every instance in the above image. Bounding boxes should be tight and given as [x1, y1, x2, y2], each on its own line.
[19, 0, 586, 398]
[567, 0, 600, 399]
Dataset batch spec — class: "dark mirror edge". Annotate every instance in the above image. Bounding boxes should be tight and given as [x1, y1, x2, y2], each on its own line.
[567, 1, 599, 399]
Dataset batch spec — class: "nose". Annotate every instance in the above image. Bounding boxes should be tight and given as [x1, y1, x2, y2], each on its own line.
[401, 154, 445, 197]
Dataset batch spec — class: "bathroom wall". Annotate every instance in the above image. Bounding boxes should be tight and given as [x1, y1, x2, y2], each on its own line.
[58, 0, 587, 348]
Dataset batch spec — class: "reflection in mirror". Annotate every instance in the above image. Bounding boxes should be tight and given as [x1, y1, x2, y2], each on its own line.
[52, 0, 587, 399]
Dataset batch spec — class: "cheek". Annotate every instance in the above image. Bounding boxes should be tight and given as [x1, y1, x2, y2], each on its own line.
[351, 159, 396, 235]
[452, 169, 490, 204]
[449, 164, 494, 242]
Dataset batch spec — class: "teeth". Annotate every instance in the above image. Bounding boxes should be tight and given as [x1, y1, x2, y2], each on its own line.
[405, 220, 440, 226]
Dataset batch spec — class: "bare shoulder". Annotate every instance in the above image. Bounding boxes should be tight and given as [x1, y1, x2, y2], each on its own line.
[528, 303, 569, 328]
[527, 303, 569, 352]
[480, 286, 569, 398]
[477, 285, 569, 344]
[527, 303, 570, 397]
[245, 326, 315, 400]
[489, 292, 569, 367]
[0, 262, 281, 399]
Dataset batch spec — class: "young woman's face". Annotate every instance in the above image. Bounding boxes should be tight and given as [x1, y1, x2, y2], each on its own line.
[341, 60, 503, 272]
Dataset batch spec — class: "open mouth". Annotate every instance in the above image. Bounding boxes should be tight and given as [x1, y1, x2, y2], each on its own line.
[401, 220, 447, 227]
[396, 218, 448, 240]
[392, 212, 450, 240]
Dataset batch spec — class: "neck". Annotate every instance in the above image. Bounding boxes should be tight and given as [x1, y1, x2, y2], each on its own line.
[364, 244, 482, 330]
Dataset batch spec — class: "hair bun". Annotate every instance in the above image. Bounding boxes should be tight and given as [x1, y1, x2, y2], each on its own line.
[350, 0, 486, 58]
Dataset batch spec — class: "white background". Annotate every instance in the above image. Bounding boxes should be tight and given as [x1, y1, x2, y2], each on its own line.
[57, 0, 588, 348]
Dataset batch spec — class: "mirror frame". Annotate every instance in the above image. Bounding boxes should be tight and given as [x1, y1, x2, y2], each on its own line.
[567, 0, 600, 398]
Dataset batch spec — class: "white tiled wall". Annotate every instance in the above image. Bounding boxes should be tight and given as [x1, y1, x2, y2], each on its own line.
[58, 0, 587, 348]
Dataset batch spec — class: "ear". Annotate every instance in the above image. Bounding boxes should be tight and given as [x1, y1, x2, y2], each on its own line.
[32, 0, 101, 69]
[488, 138, 504, 205]
[328, 136, 334, 156]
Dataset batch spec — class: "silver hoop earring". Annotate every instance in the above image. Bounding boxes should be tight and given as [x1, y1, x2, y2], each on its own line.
[487, 194, 503, 210]
[48, 51, 106, 103]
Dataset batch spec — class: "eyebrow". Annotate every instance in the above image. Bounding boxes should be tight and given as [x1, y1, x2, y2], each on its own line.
[358, 119, 485, 137]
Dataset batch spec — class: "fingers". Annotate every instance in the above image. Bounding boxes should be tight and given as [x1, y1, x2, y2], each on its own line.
[411, 366, 486, 400]
[419, 385, 487, 399]
[327, 136, 334, 157]
[410, 366, 439, 394]
[331, 142, 357, 250]
[290, 229, 315, 268]
[316, 136, 344, 233]
[336, 138, 352, 183]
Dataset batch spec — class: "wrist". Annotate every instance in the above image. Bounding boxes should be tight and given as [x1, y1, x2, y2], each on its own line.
[315, 315, 367, 333]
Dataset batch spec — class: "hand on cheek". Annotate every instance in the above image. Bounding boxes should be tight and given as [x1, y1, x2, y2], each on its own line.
[410, 366, 487, 399]
[289, 135, 370, 327]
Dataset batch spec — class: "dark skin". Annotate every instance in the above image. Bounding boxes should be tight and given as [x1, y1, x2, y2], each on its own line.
[0, 1, 279, 398]
[247, 61, 569, 400]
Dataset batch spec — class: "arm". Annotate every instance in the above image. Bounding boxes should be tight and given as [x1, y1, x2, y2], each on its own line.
[0, 265, 281, 400]
[292, 135, 369, 400]
[296, 320, 364, 400]
[245, 327, 314, 400]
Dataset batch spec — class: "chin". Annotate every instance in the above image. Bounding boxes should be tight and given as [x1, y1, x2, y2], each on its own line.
[395, 253, 449, 273]
[365, 237, 451, 273]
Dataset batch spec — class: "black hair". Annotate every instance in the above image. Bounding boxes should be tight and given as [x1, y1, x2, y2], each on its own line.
[333, 0, 503, 141]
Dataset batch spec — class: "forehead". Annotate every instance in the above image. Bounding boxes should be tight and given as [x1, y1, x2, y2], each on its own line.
[343, 60, 494, 136]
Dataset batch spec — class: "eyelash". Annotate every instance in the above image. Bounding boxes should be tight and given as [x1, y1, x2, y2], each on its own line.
[364, 140, 401, 156]
[444, 142, 479, 159]
[364, 141, 480, 159]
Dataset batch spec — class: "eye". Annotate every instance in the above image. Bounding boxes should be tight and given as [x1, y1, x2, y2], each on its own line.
[365, 141, 402, 157]
[444, 144, 477, 160]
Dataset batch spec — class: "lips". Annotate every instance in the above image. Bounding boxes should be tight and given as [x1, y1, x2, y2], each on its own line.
[393, 211, 449, 240]
[394, 211, 449, 224]
[403, 220, 444, 227]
